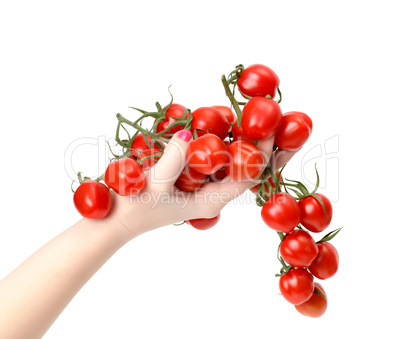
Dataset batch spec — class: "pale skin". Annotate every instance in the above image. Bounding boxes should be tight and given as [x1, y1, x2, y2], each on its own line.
[0, 131, 297, 338]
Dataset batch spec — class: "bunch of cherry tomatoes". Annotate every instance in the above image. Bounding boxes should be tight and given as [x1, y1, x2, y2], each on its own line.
[72, 63, 340, 318]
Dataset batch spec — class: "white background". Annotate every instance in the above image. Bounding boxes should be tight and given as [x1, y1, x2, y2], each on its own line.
[1, 0, 401, 338]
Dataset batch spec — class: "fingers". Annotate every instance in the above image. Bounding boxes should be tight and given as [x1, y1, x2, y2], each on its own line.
[147, 130, 192, 191]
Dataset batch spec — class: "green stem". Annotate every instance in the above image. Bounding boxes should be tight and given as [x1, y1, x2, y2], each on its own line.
[221, 74, 243, 126]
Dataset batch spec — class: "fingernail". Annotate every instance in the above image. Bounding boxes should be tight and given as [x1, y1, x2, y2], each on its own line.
[177, 129, 192, 142]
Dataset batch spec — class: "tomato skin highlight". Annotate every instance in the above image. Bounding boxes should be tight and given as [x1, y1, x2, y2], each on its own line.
[279, 268, 314, 305]
[186, 134, 228, 175]
[308, 242, 339, 280]
[104, 157, 145, 196]
[187, 213, 220, 230]
[73, 180, 112, 219]
[191, 107, 229, 140]
[261, 193, 301, 233]
[175, 165, 206, 192]
[295, 283, 327, 318]
[275, 111, 313, 151]
[237, 64, 280, 99]
[212, 105, 236, 132]
[156, 103, 189, 137]
[224, 141, 265, 181]
[241, 97, 282, 140]
[298, 193, 333, 233]
[280, 230, 319, 267]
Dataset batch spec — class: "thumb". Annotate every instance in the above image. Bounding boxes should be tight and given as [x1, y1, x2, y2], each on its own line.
[147, 129, 192, 191]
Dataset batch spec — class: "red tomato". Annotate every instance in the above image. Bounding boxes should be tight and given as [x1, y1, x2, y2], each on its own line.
[212, 105, 236, 131]
[187, 213, 220, 230]
[298, 193, 333, 233]
[279, 268, 314, 305]
[231, 120, 252, 142]
[280, 230, 319, 267]
[137, 148, 164, 171]
[156, 103, 189, 137]
[237, 64, 280, 99]
[224, 141, 265, 181]
[261, 193, 301, 233]
[295, 283, 327, 318]
[191, 107, 229, 140]
[186, 134, 228, 175]
[175, 165, 206, 192]
[104, 157, 145, 196]
[241, 97, 282, 140]
[308, 242, 339, 280]
[250, 171, 282, 194]
[209, 168, 228, 182]
[74, 180, 112, 219]
[275, 112, 313, 151]
[130, 133, 165, 158]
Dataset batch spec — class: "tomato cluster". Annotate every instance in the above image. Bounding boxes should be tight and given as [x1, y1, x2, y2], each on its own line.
[71, 63, 340, 318]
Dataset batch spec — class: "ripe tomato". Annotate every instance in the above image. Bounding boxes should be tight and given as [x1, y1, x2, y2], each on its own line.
[137, 148, 164, 171]
[130, 133, 165, 158]
[209, 168, 228, 182]
[212, 105, 236, 131]
[308, 242, 339, 280]
[175, 165, 206, 192]
[295, 283, 327, 318]
[73, 180, 112, 219]
[104, 157, 145, 196]
[241, 97, 282, 140]
[224, 141, 265, 181]
[191, 107, 229, 140]
[261, 193, 301, 233]
[298, 193, 333, 233]
[237, 64, 280, 99]
[250, 171, 282, 195]
[279, 268, 314, 305]
[231, 120, 252, 142]
[275, 112, 313, 151]
[187, 213, 220, 230]
[186, 134, 228, 175]
[280, 230, 318, 267]
[155, 103, 189, 137]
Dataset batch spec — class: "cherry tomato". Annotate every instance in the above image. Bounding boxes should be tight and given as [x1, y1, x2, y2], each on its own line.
[237, 64, 280, 99]
[279, 268, 314, 305]
[73, 180, 112, 219]
[104, 157, 145, 196]
[155, 103, 189, 137]
[308, 242, 339, 280]
[137, 148, 164, 171]
[130, 133, 165, 158]
[187, 213, 220, 230]
[250, 171, 282, 195]
[212, 105, 236, 131]
[175, 165, 206, 192]
[231, 120, 252, 142]
[209, 168, 228, 182]
[241, 97, 282, 140]
[295, 283, 327, 318]
[261, 193, 301, 233]
[298, 193, 333, 233]
[191, 107, 229, 140]
[280, 230, 319, 267]
[275, 112, 313, 151]
[186, 134, 228, 175]
[224, 141, 265, 181]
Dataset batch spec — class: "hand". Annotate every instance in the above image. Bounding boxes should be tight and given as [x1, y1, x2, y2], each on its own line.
[104, 130, 298, 242]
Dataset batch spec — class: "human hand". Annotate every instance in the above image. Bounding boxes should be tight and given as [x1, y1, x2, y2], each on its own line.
[103, 129, 298, 243]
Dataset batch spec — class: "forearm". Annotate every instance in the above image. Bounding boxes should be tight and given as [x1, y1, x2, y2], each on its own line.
[0, 217, 129, 339]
